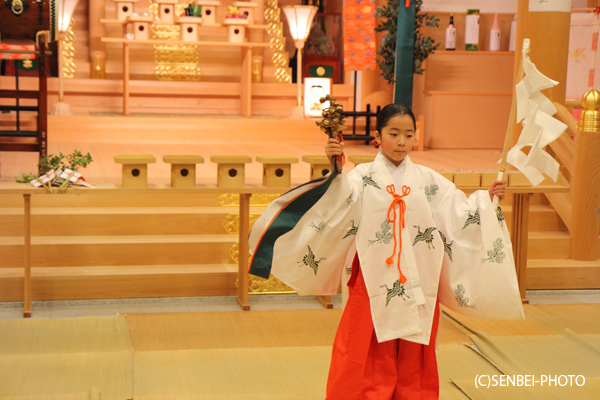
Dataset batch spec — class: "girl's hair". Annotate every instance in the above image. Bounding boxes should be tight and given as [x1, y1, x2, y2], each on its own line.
[376, 103, 416, 133]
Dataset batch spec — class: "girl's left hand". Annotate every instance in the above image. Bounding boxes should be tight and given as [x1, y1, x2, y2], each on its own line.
[488, 180, 507, 202]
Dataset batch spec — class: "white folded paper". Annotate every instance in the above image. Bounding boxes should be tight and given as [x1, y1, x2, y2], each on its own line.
[507, 48, 567, 187]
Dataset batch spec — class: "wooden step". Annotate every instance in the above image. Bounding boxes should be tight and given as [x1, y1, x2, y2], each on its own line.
[499, 204, 568, 232]
[0, 264, 238, 301]
[528, 231, 572, 259]
[0, 193, 229, 208]
[0, 235, 239, 268]
[527, 259, 600, 289]
[0, 204, 564, 237]
[0, 206, 265, 236]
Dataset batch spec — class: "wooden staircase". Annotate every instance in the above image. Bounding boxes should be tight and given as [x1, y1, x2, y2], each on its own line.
[0, 192, 266, 301]
[0, 186, 598, 303]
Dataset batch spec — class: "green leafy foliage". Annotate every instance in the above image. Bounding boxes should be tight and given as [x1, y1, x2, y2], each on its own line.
[15, 173, 40, 184]
[67, 150, 93, 171]
[375, 0, 440, 84]
[38, 153, 66, 172]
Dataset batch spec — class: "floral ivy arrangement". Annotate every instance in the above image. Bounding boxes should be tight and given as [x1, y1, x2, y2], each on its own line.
[16, 150, 94, 192]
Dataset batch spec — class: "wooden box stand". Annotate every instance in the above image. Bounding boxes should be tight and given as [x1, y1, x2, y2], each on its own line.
[210, 155, 252, 188]
[156, 0, 179, 24]
[197, 0, 220, 25]
[224, 19, 248, 43]
[114, 154, 156, 188]
[127, 15, 153, 40]
[163, 155, 205, 188]
[348, 155, 375, 166]
[233, 1, 258, 24]
[256, 156, 298, 188]
[113, 0, 139, 21]
[178, 17, 203, 42]
[452, 172, 481, 188]
[302, 155, 331, 181]
[439, 172, 454, 182]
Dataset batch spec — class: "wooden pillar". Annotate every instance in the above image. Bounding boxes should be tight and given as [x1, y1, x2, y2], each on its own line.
[241, 47, 253, 117]
[571, 90, 600, 260]
[511, 0, 571, 145]
[123, 42, 130, 116]
[89, 0, 107, 79]
[23, 194, 31, 318]
[511, 192, 531, 301]
[237, 193, 251, 310]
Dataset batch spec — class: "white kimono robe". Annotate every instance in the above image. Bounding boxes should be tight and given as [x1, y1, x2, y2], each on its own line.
[249, 153, 524, 345]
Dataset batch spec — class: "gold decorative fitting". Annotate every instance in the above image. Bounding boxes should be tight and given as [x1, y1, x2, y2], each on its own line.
[149, 0, 201, 81]
[235, 274, 296, 294]
[248, 274, 295, 294]
[62, 18, 77, 79]
[91, 54, 106, 79]
[578, 89, 600, 133]
[229, 242, 251, 264]
[265, 0, 292, 83]
[222, 213, 260, 234]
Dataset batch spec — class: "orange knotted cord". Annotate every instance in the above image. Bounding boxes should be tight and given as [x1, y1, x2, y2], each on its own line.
[385, 184, 410, 283]
[405, 0, 410, 7]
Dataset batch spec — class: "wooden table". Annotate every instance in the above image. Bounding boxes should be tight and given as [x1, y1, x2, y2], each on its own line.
[0, 182, 569, 316]
[100, 37, 270, 117]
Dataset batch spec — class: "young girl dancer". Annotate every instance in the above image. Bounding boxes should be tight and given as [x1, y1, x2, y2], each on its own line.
[248, 104, 524, 399]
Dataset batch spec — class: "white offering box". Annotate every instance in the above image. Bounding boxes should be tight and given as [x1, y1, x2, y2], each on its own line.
[178, 17, 203, 41]
[224, 18, 248, 43]
[233, 1, 259, 24]
[256, 156, 298, 188]
[197, 0, 221, 25]
[210, 155, 252, 188]
[113, 0, 139, 21]
[155, 0, 179, 24]
[302, 155, 331, 181]
[127, 15, 153, 40]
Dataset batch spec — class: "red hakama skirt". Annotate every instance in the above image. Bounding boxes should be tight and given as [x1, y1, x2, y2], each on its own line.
[326, 255, 441, 400]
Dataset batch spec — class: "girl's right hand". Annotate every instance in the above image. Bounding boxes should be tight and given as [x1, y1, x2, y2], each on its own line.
[325, 137, 343, 162]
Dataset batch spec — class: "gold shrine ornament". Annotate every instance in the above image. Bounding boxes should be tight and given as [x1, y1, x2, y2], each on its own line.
[265, 0, 292, 83]
[62, 17, 77, 78]
[148, 0, 202, 81]
[579, 89, 600, 133]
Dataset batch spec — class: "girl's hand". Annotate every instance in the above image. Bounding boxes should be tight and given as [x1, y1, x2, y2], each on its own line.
[488, 180, 507, 202]
[325, 137, 343, 162]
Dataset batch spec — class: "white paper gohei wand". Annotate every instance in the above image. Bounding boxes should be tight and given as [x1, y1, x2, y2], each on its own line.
[494, 38, 568, 208]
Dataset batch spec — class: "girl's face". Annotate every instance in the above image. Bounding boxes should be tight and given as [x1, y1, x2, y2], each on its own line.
[375, 114, 415, 166]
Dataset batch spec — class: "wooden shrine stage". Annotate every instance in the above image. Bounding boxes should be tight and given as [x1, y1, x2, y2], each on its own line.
[0, 113, 508, 184]
[0, 113, 598, 306]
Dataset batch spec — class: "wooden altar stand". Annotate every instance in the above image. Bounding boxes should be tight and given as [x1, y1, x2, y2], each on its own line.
[100, 37, 270, 117]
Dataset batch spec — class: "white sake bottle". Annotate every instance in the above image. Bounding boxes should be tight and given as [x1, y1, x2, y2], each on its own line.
[509, 15, 517, 52]
[445, 14, 456, 51]
[489, 13, 501, 51]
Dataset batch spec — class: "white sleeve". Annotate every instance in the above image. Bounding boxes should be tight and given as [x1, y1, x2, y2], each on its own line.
[430, 173, 524, 320]
[269, 170, 363, 295]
